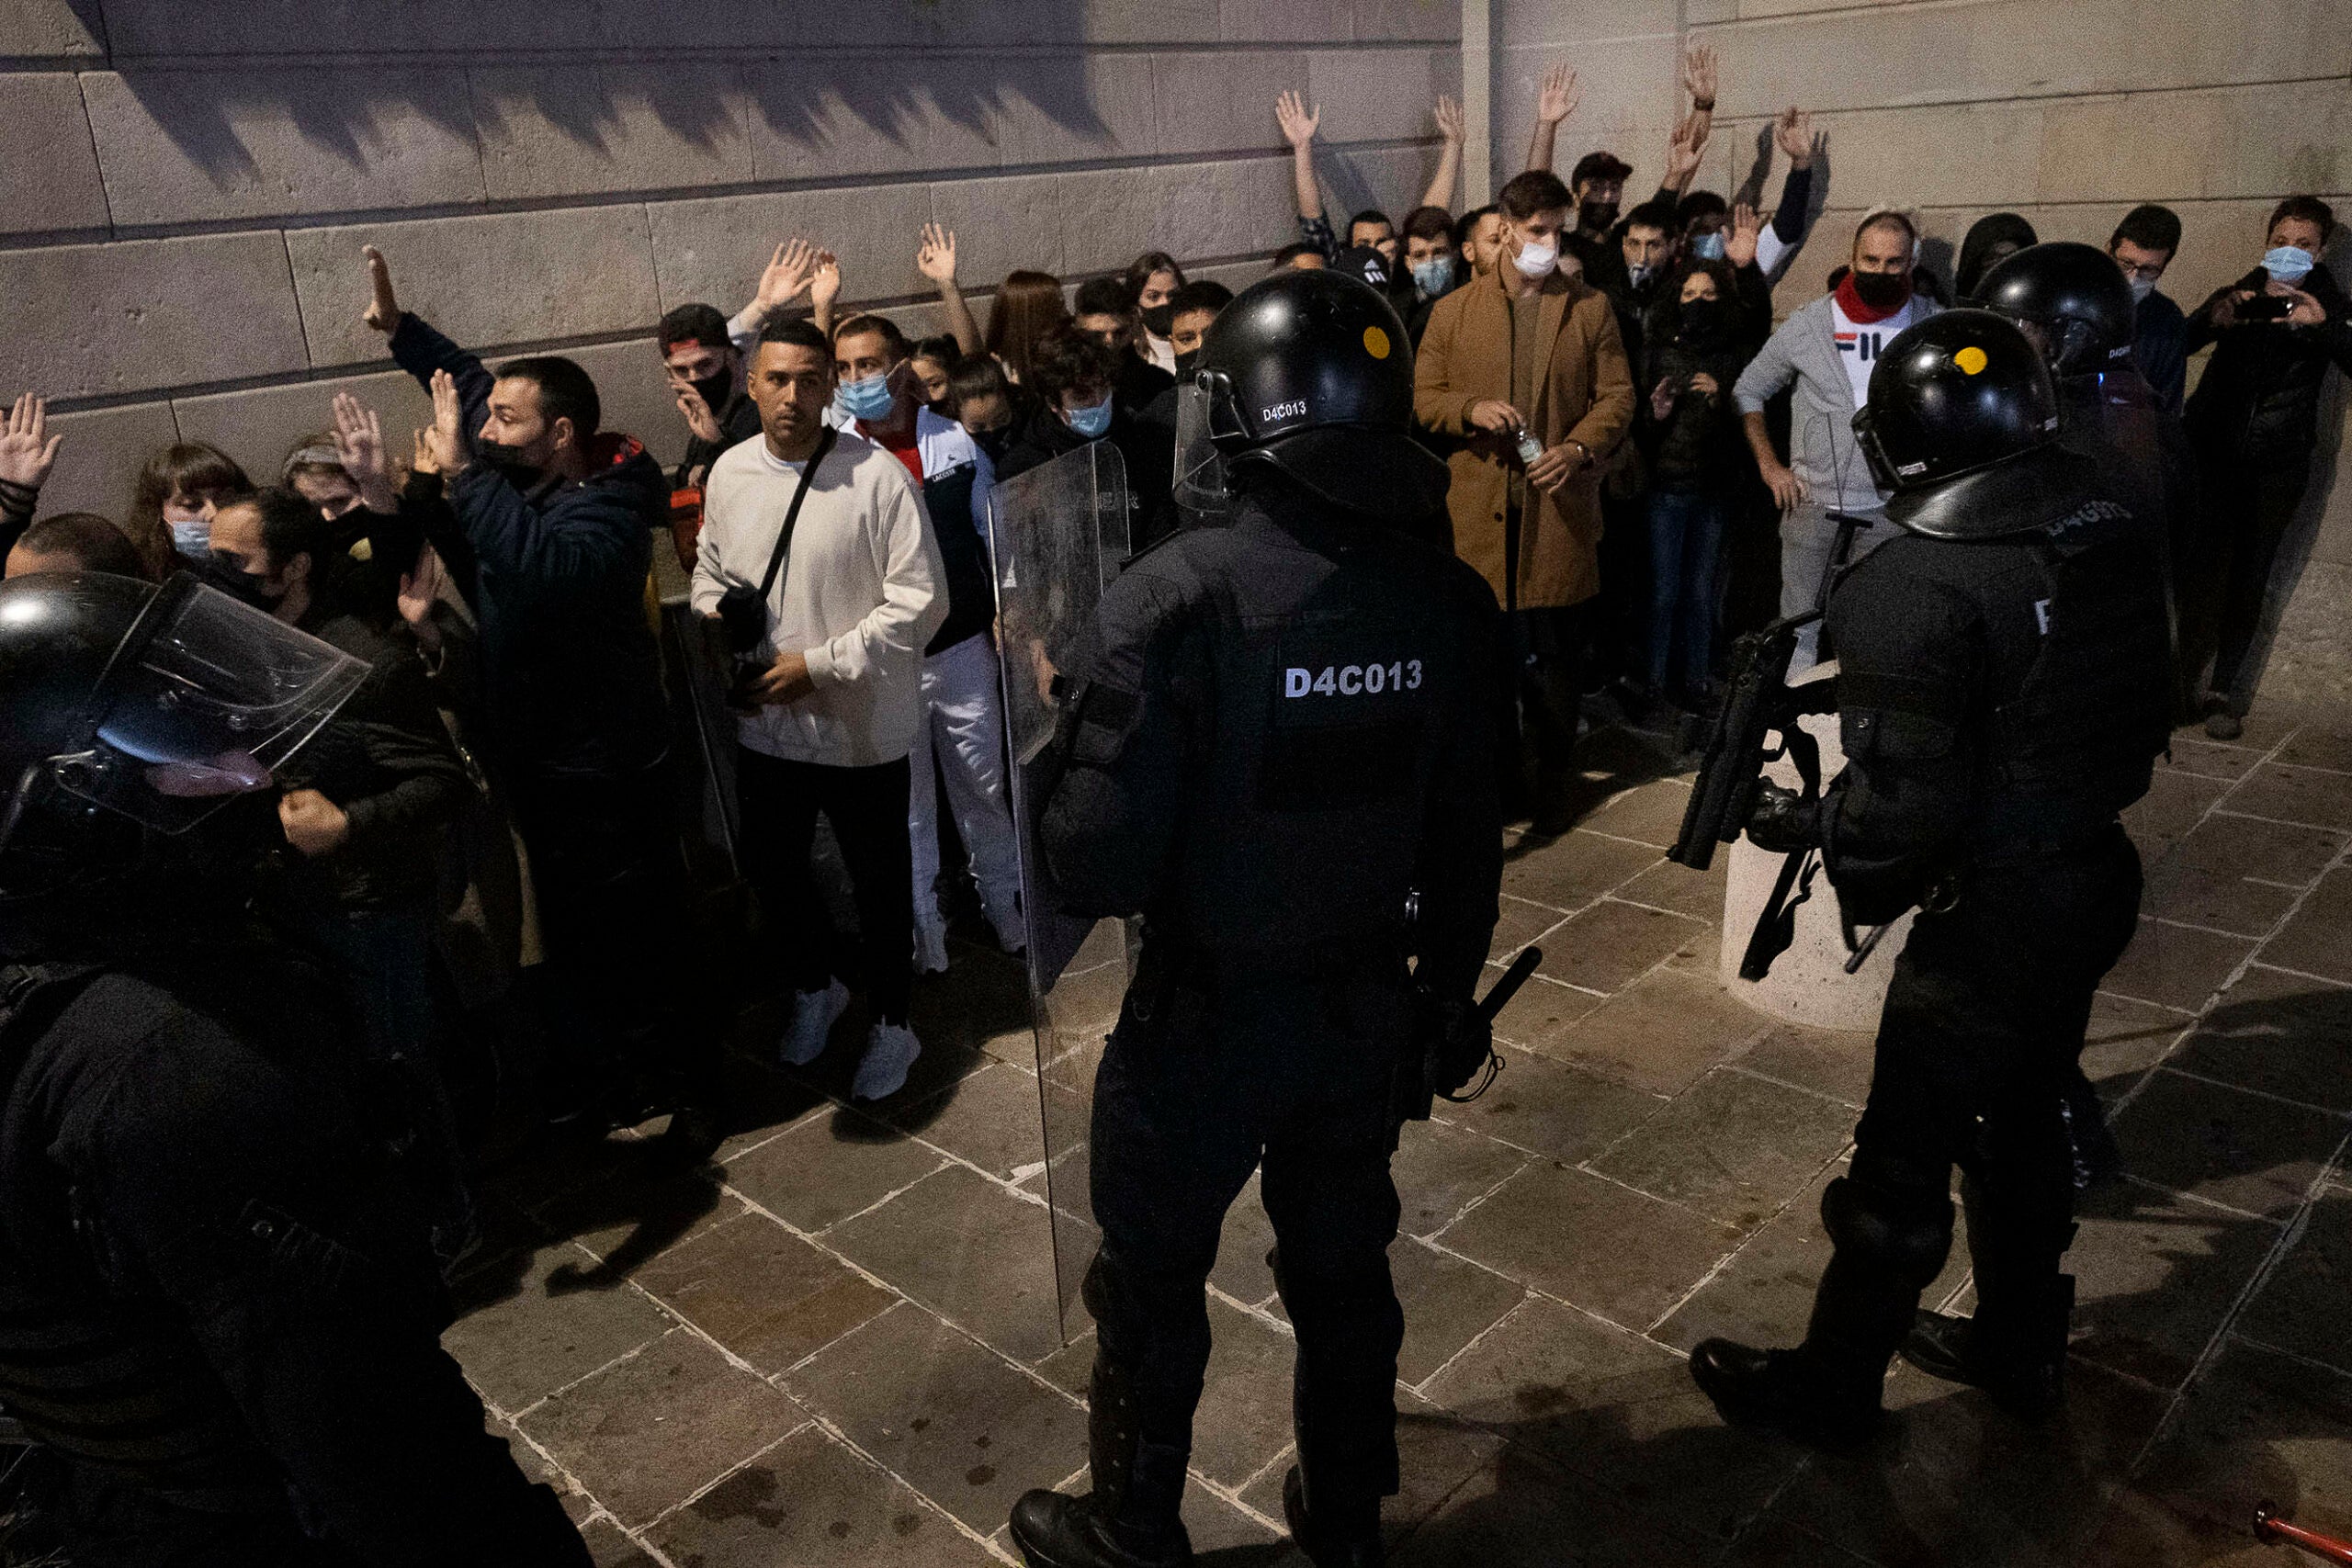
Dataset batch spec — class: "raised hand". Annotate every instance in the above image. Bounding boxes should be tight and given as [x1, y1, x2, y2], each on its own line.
[361, 244, 402, 333]
[397, 544, 444, 647]
[675, 386, 725, 445]
[1664, 110, 1707, 185]
[1683, 42, 1718, 107]
[1726, 200, 1763, 268]
[1536, 63, 1580, 126]
[809, 251, 842, 312]
[1775, 107, 1815, 168]
[752, 238, 818, 317]
[1432, 94, 1464, 144]
[915, 221, 959, 287]
[0, 393, 62, 490]
[1275, 88, 1321, 149]
[331, 391, 398, 513]
[425, 369, 468, 473]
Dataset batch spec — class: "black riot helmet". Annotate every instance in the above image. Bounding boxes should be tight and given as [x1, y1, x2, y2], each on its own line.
[1193, 267, 1449, 516]
[1852, 309, 2098, 540]
[0, 571, 368, 878]
[1975, 241, 2138, 378]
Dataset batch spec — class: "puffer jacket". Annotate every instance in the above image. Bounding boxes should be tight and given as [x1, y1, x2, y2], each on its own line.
[2184, 263, 2352, 463]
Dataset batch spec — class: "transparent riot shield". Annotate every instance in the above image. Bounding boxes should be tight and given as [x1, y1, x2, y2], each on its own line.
[1170, 381, 1231, 529]
[987, 441, 1135, 1343]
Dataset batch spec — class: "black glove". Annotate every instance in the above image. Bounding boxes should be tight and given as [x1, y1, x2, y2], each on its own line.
[1412, 987, 1498, 1102]
[1745, 782, 1821, 854]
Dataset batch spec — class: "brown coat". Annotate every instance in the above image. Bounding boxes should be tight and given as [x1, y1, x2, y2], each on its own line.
[1413, 266, 1635, 609]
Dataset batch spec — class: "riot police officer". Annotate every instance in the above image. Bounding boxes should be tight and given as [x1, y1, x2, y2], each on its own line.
[0, 571, 590, 1563]
[1688, 311, 2173, 1446]
[1976, 239, 2200, 1185]
[1005, 271, 1502, 1568]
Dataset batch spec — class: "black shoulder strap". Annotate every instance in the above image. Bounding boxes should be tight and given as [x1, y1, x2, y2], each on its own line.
[756, 426, 839, 603]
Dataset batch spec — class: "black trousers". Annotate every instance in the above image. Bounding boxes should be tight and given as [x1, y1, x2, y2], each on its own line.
[1820, 827, 2143, 1371]
[509, 757, 715, 1111]
[1086, 956, 1409, 1522]
[735, 748, 913, 1024]
[2185, 454, 2311, 707]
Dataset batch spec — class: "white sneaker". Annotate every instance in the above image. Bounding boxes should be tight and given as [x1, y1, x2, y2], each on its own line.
[913, 922, 951, 976]
[852, 1021, 922, 1101]
[778, 979, 851, 1066]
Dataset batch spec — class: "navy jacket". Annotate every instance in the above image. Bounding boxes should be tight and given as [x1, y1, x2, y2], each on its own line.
[2132, 288, 2189, 413]
[387, 313, 669, 779]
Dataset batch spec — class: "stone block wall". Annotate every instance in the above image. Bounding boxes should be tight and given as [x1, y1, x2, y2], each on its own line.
[1494, 0, 2351, 715]
[3, 0, 1462, 520]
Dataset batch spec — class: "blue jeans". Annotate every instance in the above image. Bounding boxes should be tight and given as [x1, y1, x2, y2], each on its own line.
[1645, 489, 1728, 696]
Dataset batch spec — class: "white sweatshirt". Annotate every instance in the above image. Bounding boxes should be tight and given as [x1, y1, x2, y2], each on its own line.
[693, 430, 946, 767]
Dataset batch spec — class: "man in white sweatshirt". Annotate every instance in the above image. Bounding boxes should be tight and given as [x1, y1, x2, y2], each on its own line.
[693, 317, 947, 1100]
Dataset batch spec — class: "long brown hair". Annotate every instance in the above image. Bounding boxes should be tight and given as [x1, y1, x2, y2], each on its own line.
[984, 271, 1070, 388]
[127, 442, 253, 577]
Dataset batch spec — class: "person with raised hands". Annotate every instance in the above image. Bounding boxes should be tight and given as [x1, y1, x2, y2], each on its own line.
[1275, 87, 1467, 266]
[0, 392, 63, 561]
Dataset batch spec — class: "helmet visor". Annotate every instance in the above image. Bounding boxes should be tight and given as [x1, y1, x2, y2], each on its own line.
[51, 575, 368, 833]
[1172, 380, 1232, 525]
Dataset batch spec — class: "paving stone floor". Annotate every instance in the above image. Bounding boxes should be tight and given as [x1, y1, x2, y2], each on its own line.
[452, 710, 2352, 1567]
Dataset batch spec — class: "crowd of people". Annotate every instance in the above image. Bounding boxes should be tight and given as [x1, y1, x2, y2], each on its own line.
[0, 44, 2346, 1256]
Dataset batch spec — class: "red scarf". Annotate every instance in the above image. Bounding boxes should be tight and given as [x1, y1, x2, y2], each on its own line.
[1834, 270, 1912, 324]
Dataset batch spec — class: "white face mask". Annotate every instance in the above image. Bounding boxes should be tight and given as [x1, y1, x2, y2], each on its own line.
[1511, 234, 1558, 280]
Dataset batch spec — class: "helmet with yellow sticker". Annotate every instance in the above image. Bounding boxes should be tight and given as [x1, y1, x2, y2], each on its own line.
[1852, 308, 2097, 540]
[1189, 268, 1447, 517]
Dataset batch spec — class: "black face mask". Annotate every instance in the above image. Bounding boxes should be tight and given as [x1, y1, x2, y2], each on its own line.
[1139, 304, 1175, 338]
[692, 369, 733, 418]
[195, 552, 285, 613]
[1173, 349, 1201, 379]
[971, 426, 1013, 462]
[473, 436, 539, 480]
[1850, 269, 1911, 310]
[1577, 198, 1618, 234]
[1678, 297, 1728, 347]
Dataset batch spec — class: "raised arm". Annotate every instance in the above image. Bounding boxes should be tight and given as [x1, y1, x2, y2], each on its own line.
[364, 246, 494, 441]
[1419, 95, 1465, 213]
[1276, 89, 1339, 260]
[916, 222, 984, 357]
[1756, 109, 1819, 279]
[728, 238, 819, 353]
[809, 250, 842, 341]
[0, 393, 62, 560]
[1523, 63, 1579, 174]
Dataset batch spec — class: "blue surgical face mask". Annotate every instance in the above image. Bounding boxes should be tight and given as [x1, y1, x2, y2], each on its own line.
[1689, 231, 1726, 262]
[2262, 245, 2314, 285]
[834, 368, 899, 423]
[1411, 254, 1455, 297]
[167, 516, 211, 559]
[1063, 394, 1114, 440]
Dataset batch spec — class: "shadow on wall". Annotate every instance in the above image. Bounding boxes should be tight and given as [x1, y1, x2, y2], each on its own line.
[108, 6, 1107, 194]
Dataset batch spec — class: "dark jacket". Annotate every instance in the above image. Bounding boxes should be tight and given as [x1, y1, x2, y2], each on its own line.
[0, 950, 591, 1563]
[2184, 263, 2352, 463]
[1639, 333, 1747, 492]
[2132, 289, 2189, 413]
[274, 598, 468, 911]
[385, 313, 671, 778]
[997, 396, 1178, 554]
[1113, 353, 1175, 421]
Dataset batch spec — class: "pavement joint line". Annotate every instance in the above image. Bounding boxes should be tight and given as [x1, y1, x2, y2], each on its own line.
[788, 1406, 1021, 1562]
[1572, 1124, 1827, 1236]
[807, 1155, 960, 1238]
[1233, 1441, 1301, 1500]
[2138, 911, 2269, 942]
[2152, 1062, 2352, 1118]
[1640, 1142, 1856, 1338]
[1407, 1292, 1536, 1399]
[1206, 1279, 1298, 1340]
[2205, 806, 2352, 835]
[635, 1422, 812, 1538]
[2092, 984, 2198, 1016]
[2224, 1327, 2352, 1386]
[1412, 1235, 1693, 1366]
[1719, 1059, 1870, 1111]
[2108, 1168, 2290, 1228]
[2128, 1122, 2352, 1479]
[2241, 957, 2352, 989]
[1404, 1150, 1543, 1243]
[2244, 874, 2320, 890]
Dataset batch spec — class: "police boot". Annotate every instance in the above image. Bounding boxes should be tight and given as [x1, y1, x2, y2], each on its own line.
[1010, 1357, 1193, 1568]
[1282, 1466, 1382, 1567]
[2062, 1068, 2122, 1190]
[1691, 1174, 1952, 1451]
[1901, 1174, 2075, 1421]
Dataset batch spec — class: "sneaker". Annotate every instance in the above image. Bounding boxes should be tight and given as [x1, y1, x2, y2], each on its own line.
[852, 1021, 922, 1101]
[913, 922, 951, 976]
[2204, 708, 2245, 741]
[778, 979, 851, 1066]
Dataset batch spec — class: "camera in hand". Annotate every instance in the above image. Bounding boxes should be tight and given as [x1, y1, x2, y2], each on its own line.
[2237, 293, 2292, 322]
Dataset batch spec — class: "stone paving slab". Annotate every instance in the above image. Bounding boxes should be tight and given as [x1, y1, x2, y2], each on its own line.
[447, 713, 2352, 1566]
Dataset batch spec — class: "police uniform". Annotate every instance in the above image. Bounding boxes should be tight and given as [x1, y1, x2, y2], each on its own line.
[1009, 271, 1501, 1568]
[0, 571, 590, 1565]
[1691, 311, 2174, 1445]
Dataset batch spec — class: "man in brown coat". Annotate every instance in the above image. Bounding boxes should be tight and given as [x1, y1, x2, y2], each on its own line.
[1415, 169, 1634, 832]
